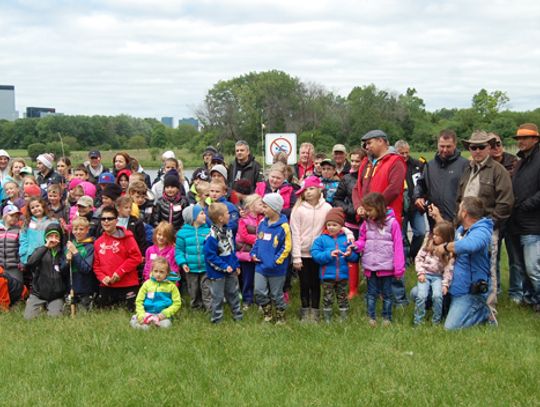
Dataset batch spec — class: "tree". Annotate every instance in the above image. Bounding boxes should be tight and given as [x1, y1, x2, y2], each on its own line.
[150, 125, 167, 148]
[27, 143, 47, 161]
[472, 89, 509, 121]
[128, 135, 148, 149]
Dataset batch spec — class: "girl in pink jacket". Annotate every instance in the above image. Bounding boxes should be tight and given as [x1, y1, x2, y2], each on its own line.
[143, 221, 178, 281]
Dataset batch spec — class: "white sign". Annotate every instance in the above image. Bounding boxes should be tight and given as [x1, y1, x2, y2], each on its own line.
[265, 133, 297, 165]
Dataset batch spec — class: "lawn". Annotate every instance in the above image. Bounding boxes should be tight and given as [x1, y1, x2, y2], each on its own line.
[1, 253, 538, 407]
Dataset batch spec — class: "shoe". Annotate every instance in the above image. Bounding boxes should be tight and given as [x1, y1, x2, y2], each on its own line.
[382, 319, 392, 327]
[283, 291, 290, 304]
[368, 319, 377, 327]
[339, 309, 348, 322]
[310, 308, 320, 323]
[262, 303, 273, 322]
[299, 307, 310, 322]
[323, 309, 332, 323]
[275, 308, 286, 325]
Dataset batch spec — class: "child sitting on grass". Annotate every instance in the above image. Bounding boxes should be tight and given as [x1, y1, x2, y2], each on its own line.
[203, 202, 243, 323]
[131, 256, 181, 329]
[311, 207, 359, 322]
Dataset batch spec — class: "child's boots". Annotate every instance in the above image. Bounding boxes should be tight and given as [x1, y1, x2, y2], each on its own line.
[339, 308, 348, 322]
[300, 307, 310, 322]
[310, 308, 320, 323]
[323, 308, 332, 323]
[275, 308, 286, 325]
[262, 303, 273, 322]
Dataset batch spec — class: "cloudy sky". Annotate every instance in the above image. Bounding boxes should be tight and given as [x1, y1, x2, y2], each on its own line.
[2, 0, 539, 121]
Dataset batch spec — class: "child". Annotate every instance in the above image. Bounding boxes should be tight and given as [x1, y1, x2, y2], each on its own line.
[311, 208, 359, 322]
[355, 192, 405, 327]
[23, 223, 67, 319]
[115, 169, 131, 195]
[208, 180, 239, 235]
[290, 176, 332, 321]
[19, 197, 53, 266]
[47, 183, 70, 222]
[130, 256, 181, 329]
[175, 204, 211, 310]
[1, 180, 25, 210]
[413, 221, 454, 325]
[128, 181, 154, 223]
[151, 170, 188, 233]
[0, 205, 23, 282]
[116, 196, 147, 255]
[203, 202, 243, 323]
[313, 153, 327, 178]
[195, 182, 210, 206]
[251, 193, 292, 323]
[319, 159, 340, 204]
[0, 266, 28, 310]
[143, 221, 178, 281]
[236, 194, 264, 308]
[187, 168, 210, 204]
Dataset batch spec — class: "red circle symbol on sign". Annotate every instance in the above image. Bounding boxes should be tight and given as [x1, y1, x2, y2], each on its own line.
[270, 138, 292, 157]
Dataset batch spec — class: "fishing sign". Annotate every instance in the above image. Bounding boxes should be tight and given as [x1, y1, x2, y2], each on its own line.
[265, 133, 297, 165]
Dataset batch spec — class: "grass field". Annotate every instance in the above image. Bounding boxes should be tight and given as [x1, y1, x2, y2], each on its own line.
[1, 252, 539, 407]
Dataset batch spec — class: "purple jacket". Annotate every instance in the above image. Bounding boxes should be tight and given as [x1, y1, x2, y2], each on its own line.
[355, 210, 405, 278]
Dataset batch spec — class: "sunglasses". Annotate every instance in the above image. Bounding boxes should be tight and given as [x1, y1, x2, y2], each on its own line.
[100, 216, 117, 222]
[469, 144, 487, 151]
[494, 141, 502, 147]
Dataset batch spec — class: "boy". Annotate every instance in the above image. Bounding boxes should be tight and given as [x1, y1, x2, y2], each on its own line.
[208, 180, 239, 235]
[251, 193, 292, 324]
[175, 204, 211, 310]
[311, 207, 359, 322]
[23, 223, 67, 319]
[47, 183, 69, 222]
[116, 196, 148, 255]
[313, 153, 327, 178]
[319, 159, 340, 204]
[72, 165, 90, 181]
[203, 202, 243, 323]
[151, 170, 188, 232]
[65, 216, 98, 311]
[131, 256, 181, 329]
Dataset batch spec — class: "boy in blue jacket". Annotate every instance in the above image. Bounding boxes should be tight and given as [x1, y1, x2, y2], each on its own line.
[311, 208, 359, 322]
[251, 193, 291, 324]
[203, 202, 242, 323]
[207, 180, 239, 236]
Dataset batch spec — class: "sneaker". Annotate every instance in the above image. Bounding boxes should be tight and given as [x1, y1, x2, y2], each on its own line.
[368, 319, 377, 327]
[487, 306, 498, 327]
[382, 319, 392, 327]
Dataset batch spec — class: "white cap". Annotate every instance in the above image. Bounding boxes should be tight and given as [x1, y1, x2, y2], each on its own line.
[0, 150, 10, 159]
[162, 150, 176, 160]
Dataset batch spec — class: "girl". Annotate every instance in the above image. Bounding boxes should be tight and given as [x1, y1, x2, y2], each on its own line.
[116, 169, 131, 195]
[56, 157, 72, 182]
[255, 162, 296, 218]
[19, 197, 53, 273]
[355, 192, 405, 327]
[1, 180, 25, 210]
[143, 221, 178, 281]
[8, 158, 26, 187]
[413, 221, 454, 325]
[236, 194, 264, 308]
[290, 176, 332, 321]
[0, 205, 23, 282]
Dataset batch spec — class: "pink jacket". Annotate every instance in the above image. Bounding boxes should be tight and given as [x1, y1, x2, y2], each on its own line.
[236, 212, 262, 262]
[415, 246, 454, 288]
[143, 244, 179, 280]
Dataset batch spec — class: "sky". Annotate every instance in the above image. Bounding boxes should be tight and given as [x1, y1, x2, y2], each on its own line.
[1, 0, 539, 121]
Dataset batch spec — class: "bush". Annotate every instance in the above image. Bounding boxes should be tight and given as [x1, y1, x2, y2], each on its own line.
[47, 141, 71, 158]
[27, 143, 47, 161]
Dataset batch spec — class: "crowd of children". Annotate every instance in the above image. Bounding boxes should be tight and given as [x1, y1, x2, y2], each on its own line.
[0, 148, 461, 329]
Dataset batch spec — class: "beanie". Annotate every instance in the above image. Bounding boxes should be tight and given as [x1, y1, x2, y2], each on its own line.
[210, 164, 227, 181]
[36, 153, 54, 170]
[182, 204, 203, 225]
[44, 222, 63, 240]
[262, 193, 284, 214]
[102, 183, 122, 201]
[164, 169, 181, 189]
[24, 184, 42, 197]
[325, 207, 345, 226]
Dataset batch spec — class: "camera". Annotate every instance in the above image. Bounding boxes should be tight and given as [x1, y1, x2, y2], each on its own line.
[470, 280, 489, 295]
[423, 200, 431, 211]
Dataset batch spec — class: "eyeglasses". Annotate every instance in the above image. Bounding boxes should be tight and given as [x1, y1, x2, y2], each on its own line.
[469, 145, 487, 151]
[100, 217, 117, 222]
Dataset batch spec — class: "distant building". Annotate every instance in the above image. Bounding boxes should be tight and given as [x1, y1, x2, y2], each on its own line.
[0, 85, 17, 121]
[161, 116, 174, 128]
[26, 106, 56, 118]
[178, 117, 199, 129]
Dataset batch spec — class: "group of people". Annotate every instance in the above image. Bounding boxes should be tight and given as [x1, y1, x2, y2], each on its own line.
[0, 122, 538, 330]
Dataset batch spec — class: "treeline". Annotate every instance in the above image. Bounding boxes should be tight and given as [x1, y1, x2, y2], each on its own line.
[1, 70, 540, 156]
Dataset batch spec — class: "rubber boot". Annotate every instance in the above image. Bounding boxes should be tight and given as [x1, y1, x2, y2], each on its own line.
[300, 307, 310, 322]
[311, 308, 320, 323]
[348, 262, 359, 300]
[275, 308, 286, 325]
[262, 303, 273, 322]
[339, 308, 348, 322]
[323, 308, 332, 323]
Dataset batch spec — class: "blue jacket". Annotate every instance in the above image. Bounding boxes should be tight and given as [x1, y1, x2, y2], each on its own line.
[205, 197, 239, 235]
[203, 224, 239, 279]
[311, 230, 359, 280]
[450, 217, 493, 297]
[175, 223, 210, 273]
[250, 214, 291, 277]
[19, 217, 54, 264]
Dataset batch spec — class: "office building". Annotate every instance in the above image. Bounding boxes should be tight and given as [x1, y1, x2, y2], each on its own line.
[0, 85, 17, 121]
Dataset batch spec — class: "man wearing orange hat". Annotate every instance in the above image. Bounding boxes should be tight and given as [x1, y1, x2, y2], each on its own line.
[506, 123, 540, 311]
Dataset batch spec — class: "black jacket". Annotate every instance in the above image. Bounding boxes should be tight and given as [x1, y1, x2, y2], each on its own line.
[151, 194, 188, 232]
[413, 150, 469, 221]
[334, 171, 358, 226]
[508, 142, 540, 235]
[405, 157, 425, 208]
[227, 155, 263, 189]
[27, 246, 66, 301]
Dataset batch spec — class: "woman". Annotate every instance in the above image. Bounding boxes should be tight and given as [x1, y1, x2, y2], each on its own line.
[254, 162, 296, 218]
[56, 157, 72, 182]
[112, 152, 131, 176]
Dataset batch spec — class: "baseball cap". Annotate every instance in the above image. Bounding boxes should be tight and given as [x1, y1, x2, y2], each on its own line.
[332, 144, 347, 154]
[88, 150, 101, 158]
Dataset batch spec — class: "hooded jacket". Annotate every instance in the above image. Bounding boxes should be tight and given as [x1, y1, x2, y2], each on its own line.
[64, 237, 98, 296]
[0, 222, 21, 272]
[19, 216, 54, 264]
[311, 229, 359, 280]
[175, 222, 210, 274]
[93, 226, 142, 288]
[255, 181, 296, 218]
[143, 245, 178, 281]
[203, 224, 239, 279]
[250, 214, 291, 277]
[151, 192, 188, 232]
[135, 276, 181, 319]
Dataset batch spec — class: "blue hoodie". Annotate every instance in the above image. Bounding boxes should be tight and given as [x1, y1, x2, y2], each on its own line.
[311, 230, 359, 280]
[250, 214, 291, 277]
[203, 224, 239, 279]
[205, 197, 239, 235]
[450, 217, 493, 297]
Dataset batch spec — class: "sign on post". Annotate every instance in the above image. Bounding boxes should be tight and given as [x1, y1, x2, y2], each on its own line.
[265, 133, 297, 165]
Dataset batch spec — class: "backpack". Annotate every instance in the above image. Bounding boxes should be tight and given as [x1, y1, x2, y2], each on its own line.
[0, 268, 28, 310]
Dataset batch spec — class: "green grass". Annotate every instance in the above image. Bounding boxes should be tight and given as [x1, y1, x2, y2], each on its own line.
[1, 251, 539, 406]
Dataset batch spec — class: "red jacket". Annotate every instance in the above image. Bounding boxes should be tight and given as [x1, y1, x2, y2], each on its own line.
[94, 226, 142, 288]
[352, 153, 406, 226]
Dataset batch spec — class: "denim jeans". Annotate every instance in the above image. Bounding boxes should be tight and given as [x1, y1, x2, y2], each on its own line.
[240, 261, 256, 305]
[506, 233, 540, 304]
[403, 209, 427, 261]
[209, 275, 243, 323]
[366, 275, 393, 321]
[444, 294, 490, 330]
[254, 273, 287, 310]
[414, 274, 443, 324]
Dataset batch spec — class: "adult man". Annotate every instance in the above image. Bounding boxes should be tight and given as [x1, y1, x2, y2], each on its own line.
[85, 150, 109, 185]
[395, 140, 426, 261]
[456, 131, 514, 308]
[490, 132, 517, 173]
[414, 129, 469, 226]
[334, 148, 365, 299]
[293, 142, 315, 181]
[332, 144, 351, 179]
[94, 206, 142, 311]
[0, 150, 10, 184]
[352, 130, 407, 305]
[436, 197, 495, 330]
[506, 123, 540, 310]
[227, 140, 263, 190]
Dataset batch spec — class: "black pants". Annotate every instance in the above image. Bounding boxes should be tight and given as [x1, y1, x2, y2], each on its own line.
[299, 257, 320, 309]
[95, 285, 139, 312]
